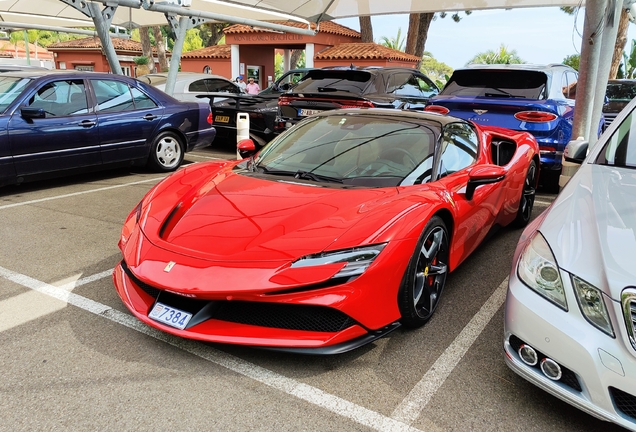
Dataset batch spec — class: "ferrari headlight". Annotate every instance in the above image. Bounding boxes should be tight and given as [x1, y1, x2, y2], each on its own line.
[572, 276, 614, 337]
[517, 231, 567, 310]
[291, 244, 386, 278]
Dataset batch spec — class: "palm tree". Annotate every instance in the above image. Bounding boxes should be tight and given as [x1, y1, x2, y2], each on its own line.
[466, 45, 524, 65]
[379, 28, 405, 52]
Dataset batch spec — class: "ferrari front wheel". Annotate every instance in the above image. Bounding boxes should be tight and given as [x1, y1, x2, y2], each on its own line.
[398, 216, 449, 328]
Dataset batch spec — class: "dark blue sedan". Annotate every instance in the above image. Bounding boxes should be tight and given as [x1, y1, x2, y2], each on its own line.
[425, 64, 600, 193]
[0, 71, 216, 187]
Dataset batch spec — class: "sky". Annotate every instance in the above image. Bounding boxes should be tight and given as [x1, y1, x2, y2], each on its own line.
[334, 7, 636, 70]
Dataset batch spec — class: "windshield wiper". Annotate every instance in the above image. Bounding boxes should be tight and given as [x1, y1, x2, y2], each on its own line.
[484, 88, 523, 98]
[294, 170, 343, 183]
[317, 87, 352, 93]
[256, 166, 343, 183]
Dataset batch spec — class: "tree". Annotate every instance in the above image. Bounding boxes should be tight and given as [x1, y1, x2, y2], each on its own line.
[199, 23, 228, 47]
[420, 52, 453, 87]
[183, 28, 203, 52]
[139, 26, 156, 73]
[561, 7, 628, 79]
[404, 12, 471, 65]
[152, 27, 169, 72]
[379, 27, 405, 51]
[466, 45, 524, 65]
[359, 16, 373, 43]
[622, 39, 636, 79]
[563, 54, 580, 71]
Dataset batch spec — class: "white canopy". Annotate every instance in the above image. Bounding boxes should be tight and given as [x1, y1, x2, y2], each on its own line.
[0, 0, 310, 28]
[214, 0, 585, 21]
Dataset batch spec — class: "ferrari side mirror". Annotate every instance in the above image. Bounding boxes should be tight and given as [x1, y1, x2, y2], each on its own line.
[237, 138, 257, 159]
[466, 165, 506, 200]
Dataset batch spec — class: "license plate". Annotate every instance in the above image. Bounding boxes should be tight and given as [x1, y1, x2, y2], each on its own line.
[214, 115, 230, 123]
[298, 108, 323, 117]
[149, 302, 192, 330]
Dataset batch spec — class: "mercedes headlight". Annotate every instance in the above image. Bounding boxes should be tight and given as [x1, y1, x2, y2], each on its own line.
[517, 232, 567, 310]
[291, 244, 386, 278]
[572, 276, 614, 337]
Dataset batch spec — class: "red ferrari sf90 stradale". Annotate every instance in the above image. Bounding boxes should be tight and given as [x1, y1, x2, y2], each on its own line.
[114, 108, 539, 354]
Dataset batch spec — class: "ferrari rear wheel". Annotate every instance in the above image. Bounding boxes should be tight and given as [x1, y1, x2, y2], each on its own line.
[513, 160, 537, 228]
[147, 131, 184, 172]
[398, 216, 449, 328]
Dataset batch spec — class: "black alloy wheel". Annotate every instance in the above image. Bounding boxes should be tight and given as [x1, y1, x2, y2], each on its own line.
[398, 216, 449, 327]
[513, 160, 537, 228]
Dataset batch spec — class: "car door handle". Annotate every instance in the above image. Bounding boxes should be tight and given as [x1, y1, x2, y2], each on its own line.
[143, 114, 158, 121]
[79, 120, 96, 127]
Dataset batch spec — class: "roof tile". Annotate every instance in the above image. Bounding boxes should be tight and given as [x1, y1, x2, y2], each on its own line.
[315, 43, 421, 62]
[224, 21, 360, 38]
[47, 36, 161, 53]
[181, 44, 231, 59]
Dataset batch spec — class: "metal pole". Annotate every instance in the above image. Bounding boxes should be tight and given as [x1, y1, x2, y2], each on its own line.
[165, 15, 189, 96]
[587, 0, 624, 146]
[87, 2, 123, 75]
[571, 0, 607, 141]
[0, 21, 130, 39]
[89, 0, 316, 36]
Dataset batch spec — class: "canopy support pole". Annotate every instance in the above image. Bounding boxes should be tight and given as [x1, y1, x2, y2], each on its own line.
[164, 14, 204, 95]
[61, 0, 122, 75]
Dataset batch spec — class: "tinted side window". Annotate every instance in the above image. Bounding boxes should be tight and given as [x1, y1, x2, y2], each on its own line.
[28, 80, 89, 117]
[562, 71, 577, 99]
[386, 73, 417, 95]
[188, 79, 208, 92]
[92, 79, 135, 113]
[130, 87, 157, 109]
[206, 79, 239, 93]
[438, 123, 478, 177]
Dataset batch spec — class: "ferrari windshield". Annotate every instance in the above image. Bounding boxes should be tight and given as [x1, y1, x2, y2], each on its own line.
[0, 77, 31, 113]
[254, 113, 439, 187]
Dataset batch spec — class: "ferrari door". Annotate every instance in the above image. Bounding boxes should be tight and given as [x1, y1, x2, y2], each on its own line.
[433, 123, 503, 266]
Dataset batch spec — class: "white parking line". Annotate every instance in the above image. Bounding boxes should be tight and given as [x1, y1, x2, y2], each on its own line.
[0, 265, 423, 432]
[0, 177, 164, 210]
[391, 278, 508, 424]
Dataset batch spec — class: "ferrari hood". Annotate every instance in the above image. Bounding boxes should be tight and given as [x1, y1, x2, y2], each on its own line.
[141, 169, 402, 262]
[538, 163, 636, 300]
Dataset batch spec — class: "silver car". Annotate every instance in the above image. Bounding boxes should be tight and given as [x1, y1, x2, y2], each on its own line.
[137, 72, 244, 103]
[504, 96, 636, 430]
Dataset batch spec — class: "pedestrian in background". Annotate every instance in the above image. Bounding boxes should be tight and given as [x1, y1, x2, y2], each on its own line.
[236, 75, 246, 91]
[245, 77, 260, 95]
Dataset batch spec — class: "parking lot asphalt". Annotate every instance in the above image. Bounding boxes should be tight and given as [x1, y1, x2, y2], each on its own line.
[0, 144, 625, 431]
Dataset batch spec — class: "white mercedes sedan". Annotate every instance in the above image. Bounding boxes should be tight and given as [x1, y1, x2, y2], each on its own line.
[504, 97, 636, 431]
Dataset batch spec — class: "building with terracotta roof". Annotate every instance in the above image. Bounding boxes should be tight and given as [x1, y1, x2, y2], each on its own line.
[180, 21, 362, 89]
[0, 40, 55, 68]
[181, 45, 232, 78]
[47, 36, 168, 76]
[314, 43, 421, 68]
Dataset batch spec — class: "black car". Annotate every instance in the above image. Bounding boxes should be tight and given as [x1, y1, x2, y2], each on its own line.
[0, 70, 215, 187]
[277, 67, 439, 128]
[211, 68, 317, 147]
[603, 79, 636, 130]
